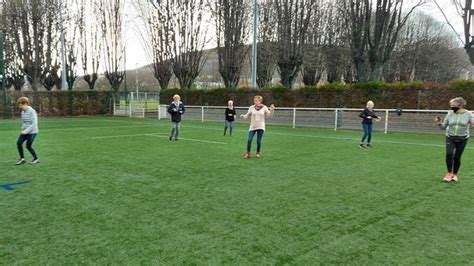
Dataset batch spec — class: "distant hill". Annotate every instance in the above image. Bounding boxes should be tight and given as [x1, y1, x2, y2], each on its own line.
[73, 47, 257, 91]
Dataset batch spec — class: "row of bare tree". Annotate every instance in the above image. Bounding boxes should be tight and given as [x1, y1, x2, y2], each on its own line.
[0, 0, 472, 92]
[0, 0, 126, 95]
[141, 0, 470, 90]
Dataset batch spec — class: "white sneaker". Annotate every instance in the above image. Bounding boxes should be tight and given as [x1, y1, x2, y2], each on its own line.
[15, 158, 26, 165]
[30, 159, 40, 164]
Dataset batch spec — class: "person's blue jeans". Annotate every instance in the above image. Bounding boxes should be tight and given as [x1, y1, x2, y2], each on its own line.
[17, 133, 38, 160]
[170, 122, 180, 139]
[361, 123, 373, 143]
[247, 129, 264, 153]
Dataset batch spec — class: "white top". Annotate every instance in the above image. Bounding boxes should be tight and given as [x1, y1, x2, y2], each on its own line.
[243, 105, 271, 131]
[21, 106, 38, 134]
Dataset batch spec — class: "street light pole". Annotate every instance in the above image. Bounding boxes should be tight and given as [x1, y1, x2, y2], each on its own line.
[0, 31, 8, 118]
[251, 0, 258, 90]
[59, 1, 68, 90]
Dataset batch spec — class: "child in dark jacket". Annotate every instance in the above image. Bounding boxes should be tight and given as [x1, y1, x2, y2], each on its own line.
[224, 100, 236, 136]
[167, 94, 185, 141]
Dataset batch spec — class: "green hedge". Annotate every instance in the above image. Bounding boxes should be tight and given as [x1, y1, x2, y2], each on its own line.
[160, 81, 474, 109]
[0, 91, 113, 118]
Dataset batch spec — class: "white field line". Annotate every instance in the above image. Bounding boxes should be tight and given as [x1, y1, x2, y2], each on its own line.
[90, 133, 228, 145]
[90, 133, 165, 139]
[145, 133, 228, 145]
[171, 124, 469, 149]
[267, 132, 450, 148]
[0, 124, 165, 134]
[4, 119, 466, 149]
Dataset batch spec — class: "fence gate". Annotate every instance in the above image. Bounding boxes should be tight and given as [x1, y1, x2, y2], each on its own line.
[113, 91, 160, 118]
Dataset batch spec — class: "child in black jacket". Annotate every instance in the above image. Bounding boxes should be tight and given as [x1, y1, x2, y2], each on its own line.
[167, 94, 185, 141]
[224, 100, 236, 136]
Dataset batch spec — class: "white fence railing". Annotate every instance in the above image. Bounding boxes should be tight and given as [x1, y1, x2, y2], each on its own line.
[156, 105, 453, 134]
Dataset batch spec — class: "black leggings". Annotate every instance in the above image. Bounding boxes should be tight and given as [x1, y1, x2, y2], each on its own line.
[446, 136, 468, 174]
[17, 133, 38, 160]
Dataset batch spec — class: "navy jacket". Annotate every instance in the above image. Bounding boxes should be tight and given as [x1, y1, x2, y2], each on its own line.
[167, 102, 185, 122]
[359, 108, 379, 124]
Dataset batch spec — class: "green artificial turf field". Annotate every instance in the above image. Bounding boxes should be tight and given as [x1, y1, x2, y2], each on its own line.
[1, 117, 473, 264]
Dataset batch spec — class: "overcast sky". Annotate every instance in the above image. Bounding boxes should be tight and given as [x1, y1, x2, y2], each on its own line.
[123, 0, 466, 70]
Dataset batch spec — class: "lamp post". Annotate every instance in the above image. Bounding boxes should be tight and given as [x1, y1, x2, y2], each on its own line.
[135, 63, 138, 97]
[59, 1, 68, 90]
[471, 9, 474, 46]
[251, 0, 258, 90]
[0, 31, 8, 118]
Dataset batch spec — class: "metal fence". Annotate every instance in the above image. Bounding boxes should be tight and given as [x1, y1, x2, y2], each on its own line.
[113, 92, 160, 118]
[156, 105, 453, 134]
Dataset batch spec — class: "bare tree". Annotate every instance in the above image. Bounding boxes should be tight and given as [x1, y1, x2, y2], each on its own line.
[5, 0, 62, 90]
[366, 0, 425, 80]
[60, 0, 82, 90]
[136, 0, 174, 90]
[386, 12, 469, 82]
[166, 0, 208, 89]
[256, 0, 277, 88]
[343, 0, 424, 81]
[432, 0, 474, 64]
[100, 0, 125, 98]
[213, 0, 250, 88]
[78, 0, 102, 90]
[320, 1, 350, 83]
[343, 0, 370, 81]
[302, 1, 324, 85]
[274, 0, 318, 89]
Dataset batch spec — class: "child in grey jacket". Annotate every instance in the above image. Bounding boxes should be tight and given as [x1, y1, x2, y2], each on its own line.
[15, 97, 40, 165]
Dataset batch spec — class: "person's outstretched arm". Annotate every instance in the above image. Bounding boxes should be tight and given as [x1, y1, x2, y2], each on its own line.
[240, 107, 252, 119]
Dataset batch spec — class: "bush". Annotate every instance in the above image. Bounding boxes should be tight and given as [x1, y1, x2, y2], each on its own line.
[448, 80, 474, 91]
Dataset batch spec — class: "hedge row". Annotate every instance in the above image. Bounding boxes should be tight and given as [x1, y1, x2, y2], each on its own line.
[0, 91, 113, 118]
[160, 81, 474, 109]
[1, 81, 473, 119]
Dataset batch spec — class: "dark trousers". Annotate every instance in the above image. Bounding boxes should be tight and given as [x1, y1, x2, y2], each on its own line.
[446, 136, 468, 174]
[247, 129, 264, 153]
[224, 121, 234, 135]
[361, 123, 373, 143]
[17, 133, 38, 160]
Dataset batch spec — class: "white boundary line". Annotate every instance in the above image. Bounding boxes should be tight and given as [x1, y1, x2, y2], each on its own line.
[268, 132, 448, 148]
[90, 133, 160, 139]
[90, 133, 228, 145]
[167, 124, 466, 149]
[146, 133, 228, 145]
[6, 118, 467, 149]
